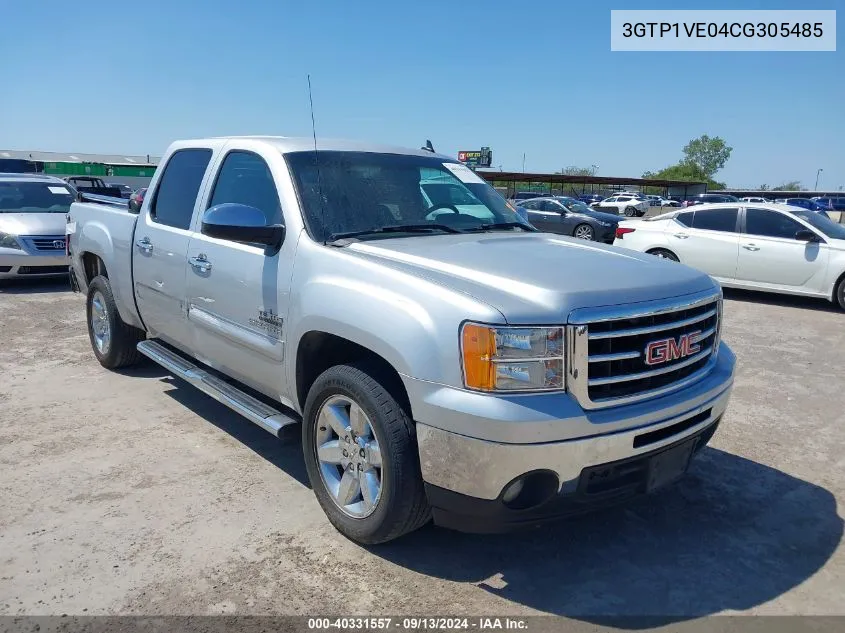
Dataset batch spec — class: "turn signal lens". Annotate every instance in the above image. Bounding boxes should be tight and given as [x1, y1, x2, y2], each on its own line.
[461, 323, 565, 392]
[462, 324, 496, 391]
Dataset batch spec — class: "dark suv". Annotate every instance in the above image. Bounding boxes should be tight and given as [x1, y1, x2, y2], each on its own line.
[682, 193, 740, 208]
[510, 191, 547, 203]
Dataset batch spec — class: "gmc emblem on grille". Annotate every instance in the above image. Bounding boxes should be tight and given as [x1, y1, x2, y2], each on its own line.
[53, 240, 65, 249]
[644, 331, 702, 366]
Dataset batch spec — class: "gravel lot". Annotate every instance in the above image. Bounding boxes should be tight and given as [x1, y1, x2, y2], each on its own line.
[0, 278, 843, 624]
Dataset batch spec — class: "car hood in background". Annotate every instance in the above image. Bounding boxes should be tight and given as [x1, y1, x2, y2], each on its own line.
[0, 213, 68, 236]
[345, 232, 717, 322]
[574, 210, 621, 223]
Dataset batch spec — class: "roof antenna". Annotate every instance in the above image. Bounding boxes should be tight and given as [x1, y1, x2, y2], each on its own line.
[307, 74, 328, 244]
[421, 139, 435, 153]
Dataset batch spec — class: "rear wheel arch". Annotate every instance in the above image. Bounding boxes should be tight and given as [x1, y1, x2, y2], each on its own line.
[81, 252, 108, 283]
[832, 271, 845, 310]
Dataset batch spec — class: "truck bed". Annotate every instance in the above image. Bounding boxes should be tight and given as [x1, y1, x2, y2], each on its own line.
[68, 200, 142, 329]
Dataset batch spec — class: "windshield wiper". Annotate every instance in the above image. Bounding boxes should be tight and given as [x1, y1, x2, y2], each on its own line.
[327, 224, 463, 245]
[466, 222, 537, 232]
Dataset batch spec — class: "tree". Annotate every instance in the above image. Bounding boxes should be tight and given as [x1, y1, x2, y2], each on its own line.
[642, 162, 726, 190]
[556, 165, 598, 177]
[682, 135, 733, 179]
[774, 181, 803, 191]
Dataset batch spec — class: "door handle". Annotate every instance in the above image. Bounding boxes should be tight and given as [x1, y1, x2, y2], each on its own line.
[673, 233, 689, 239]
[189, 254, 212, 273]
[136, 237, 153, 253]
[742, 243, 760, 251]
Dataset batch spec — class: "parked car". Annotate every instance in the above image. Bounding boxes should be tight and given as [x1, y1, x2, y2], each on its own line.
[68, 135, 735, 544]
[812, 197, 845, 211]
[578, 193, 604, 206]
[593, 194, 649, 217]
[64, 176, 124, 200]
[519, 197, 620, 242]
[740, 196, 770, 204]
[106, 182, 134, 199]
[128, 187, 147, 213]
[776, 198, 830, 218]
[681, 193, 740, 208]
[509, 191, 547, 204]
[0, 173, 72, 280]
[613, 202, 845, 308]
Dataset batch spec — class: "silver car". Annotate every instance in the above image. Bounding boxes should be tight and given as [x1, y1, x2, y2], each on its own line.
[0, 173, 72, 280]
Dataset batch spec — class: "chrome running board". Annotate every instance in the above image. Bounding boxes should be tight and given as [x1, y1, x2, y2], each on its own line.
[137, 340, 299, 438]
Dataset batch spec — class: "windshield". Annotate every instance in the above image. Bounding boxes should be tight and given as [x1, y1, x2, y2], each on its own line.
[558, 198, 592, 213]
[0, 181, 75, 214]
[792, 210, 845, 239]
[286, 151, 526, 242]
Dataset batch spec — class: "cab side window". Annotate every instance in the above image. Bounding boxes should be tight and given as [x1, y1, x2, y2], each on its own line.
[208, 151, 283, 226]
[150, 149, 213, 229]
[745, 208, 804, 239]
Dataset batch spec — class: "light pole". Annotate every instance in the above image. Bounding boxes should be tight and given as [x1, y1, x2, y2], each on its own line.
[815, 168, 823, 191]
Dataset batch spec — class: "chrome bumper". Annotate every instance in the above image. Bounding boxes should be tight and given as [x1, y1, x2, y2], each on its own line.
[0, 252, 69, 278]
[412, 345, 735, 501]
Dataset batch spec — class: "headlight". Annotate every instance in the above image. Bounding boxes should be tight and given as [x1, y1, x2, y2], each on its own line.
[0, 232, 22, 250]
[461, 323, 565, 392]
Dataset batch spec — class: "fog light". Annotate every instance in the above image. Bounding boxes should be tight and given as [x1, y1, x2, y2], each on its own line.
[501, 479, 525, 504]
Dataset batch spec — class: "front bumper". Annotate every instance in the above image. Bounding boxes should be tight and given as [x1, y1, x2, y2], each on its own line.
[411, 345, 735, 530]
[0, 251, 69, 279]
[425, 418, 720, 533]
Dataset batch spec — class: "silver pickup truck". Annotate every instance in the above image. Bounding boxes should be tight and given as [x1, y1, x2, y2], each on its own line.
[68, 136, 736, 544]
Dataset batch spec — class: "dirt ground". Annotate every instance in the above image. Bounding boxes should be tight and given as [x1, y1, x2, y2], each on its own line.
[0, 278, 843, 624]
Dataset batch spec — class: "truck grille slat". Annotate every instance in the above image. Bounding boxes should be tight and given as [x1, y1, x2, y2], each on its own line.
[588, 307, 717, 339]
[567, 291, 722, 409]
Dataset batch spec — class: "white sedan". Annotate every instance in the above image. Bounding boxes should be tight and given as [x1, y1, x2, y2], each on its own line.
[592, 194, 650, 217]
[613, 202, 845, 309]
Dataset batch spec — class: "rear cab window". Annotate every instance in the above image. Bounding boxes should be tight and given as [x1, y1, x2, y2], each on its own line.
[150, 149, 213, 230]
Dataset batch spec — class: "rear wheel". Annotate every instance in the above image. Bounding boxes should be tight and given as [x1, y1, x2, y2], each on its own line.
[302, 362, 431, 544]
[86, 275, 145, 369]
[573, 223, 594, 240]
[624, 206, 637, 217]
[647, 248, 679, 262]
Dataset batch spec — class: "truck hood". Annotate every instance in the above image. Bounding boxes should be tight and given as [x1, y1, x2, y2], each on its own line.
[0, 213, 67, 236]
[346, 232, 718, 322]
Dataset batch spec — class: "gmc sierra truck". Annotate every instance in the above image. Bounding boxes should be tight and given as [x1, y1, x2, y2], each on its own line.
[68, 136, 736, 544]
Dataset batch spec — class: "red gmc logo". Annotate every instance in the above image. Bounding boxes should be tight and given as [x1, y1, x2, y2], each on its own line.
[644, 331, 702, 366]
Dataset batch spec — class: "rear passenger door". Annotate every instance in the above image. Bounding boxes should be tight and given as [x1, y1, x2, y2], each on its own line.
[185, 148, 294, 401]
[667, 208, 740, 280]
[133, 148, 213, 350]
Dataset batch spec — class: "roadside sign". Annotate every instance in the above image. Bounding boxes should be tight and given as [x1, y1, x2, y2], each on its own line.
[458, 147, 492, 168]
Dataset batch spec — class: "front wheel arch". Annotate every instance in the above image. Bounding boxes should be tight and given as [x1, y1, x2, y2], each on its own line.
[832, 271, 845, 310]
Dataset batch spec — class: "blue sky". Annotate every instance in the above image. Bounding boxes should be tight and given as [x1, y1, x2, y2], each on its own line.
[1, 0, 842, 188]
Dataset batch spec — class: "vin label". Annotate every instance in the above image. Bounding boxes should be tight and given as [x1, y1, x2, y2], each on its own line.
[611, 10, 836, 51]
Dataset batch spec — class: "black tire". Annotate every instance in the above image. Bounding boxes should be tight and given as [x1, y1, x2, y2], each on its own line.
[302, 362, 431, 544]
[572, 223, 595, 241]
[835, 277, 845, 311]
[624, 206, 636, 217]
[86, 275, 145, 369]
[647, 248, 680, 262]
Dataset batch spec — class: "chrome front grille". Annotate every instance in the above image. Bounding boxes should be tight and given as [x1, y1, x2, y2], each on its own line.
[567, 290, 722, 409]
[23, 236, 66, 251]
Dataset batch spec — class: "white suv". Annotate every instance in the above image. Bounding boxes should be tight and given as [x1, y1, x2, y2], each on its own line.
[594, 194, 649, 217]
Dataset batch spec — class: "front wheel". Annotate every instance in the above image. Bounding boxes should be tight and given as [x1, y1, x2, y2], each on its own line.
[834, 277, 845, 311]
[624, 206, 637, 217]
[647, 248, 679, 262]
[302, 362, 431, 544]
[573, 223, 595, 240]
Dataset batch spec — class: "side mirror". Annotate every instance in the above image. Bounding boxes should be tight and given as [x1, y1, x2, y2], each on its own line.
[795, 229, 820, 242]
[202, 203, 285, 250]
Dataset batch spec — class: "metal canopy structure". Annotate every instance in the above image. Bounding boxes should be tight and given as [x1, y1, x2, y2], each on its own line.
[477, 171, 707, 199]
